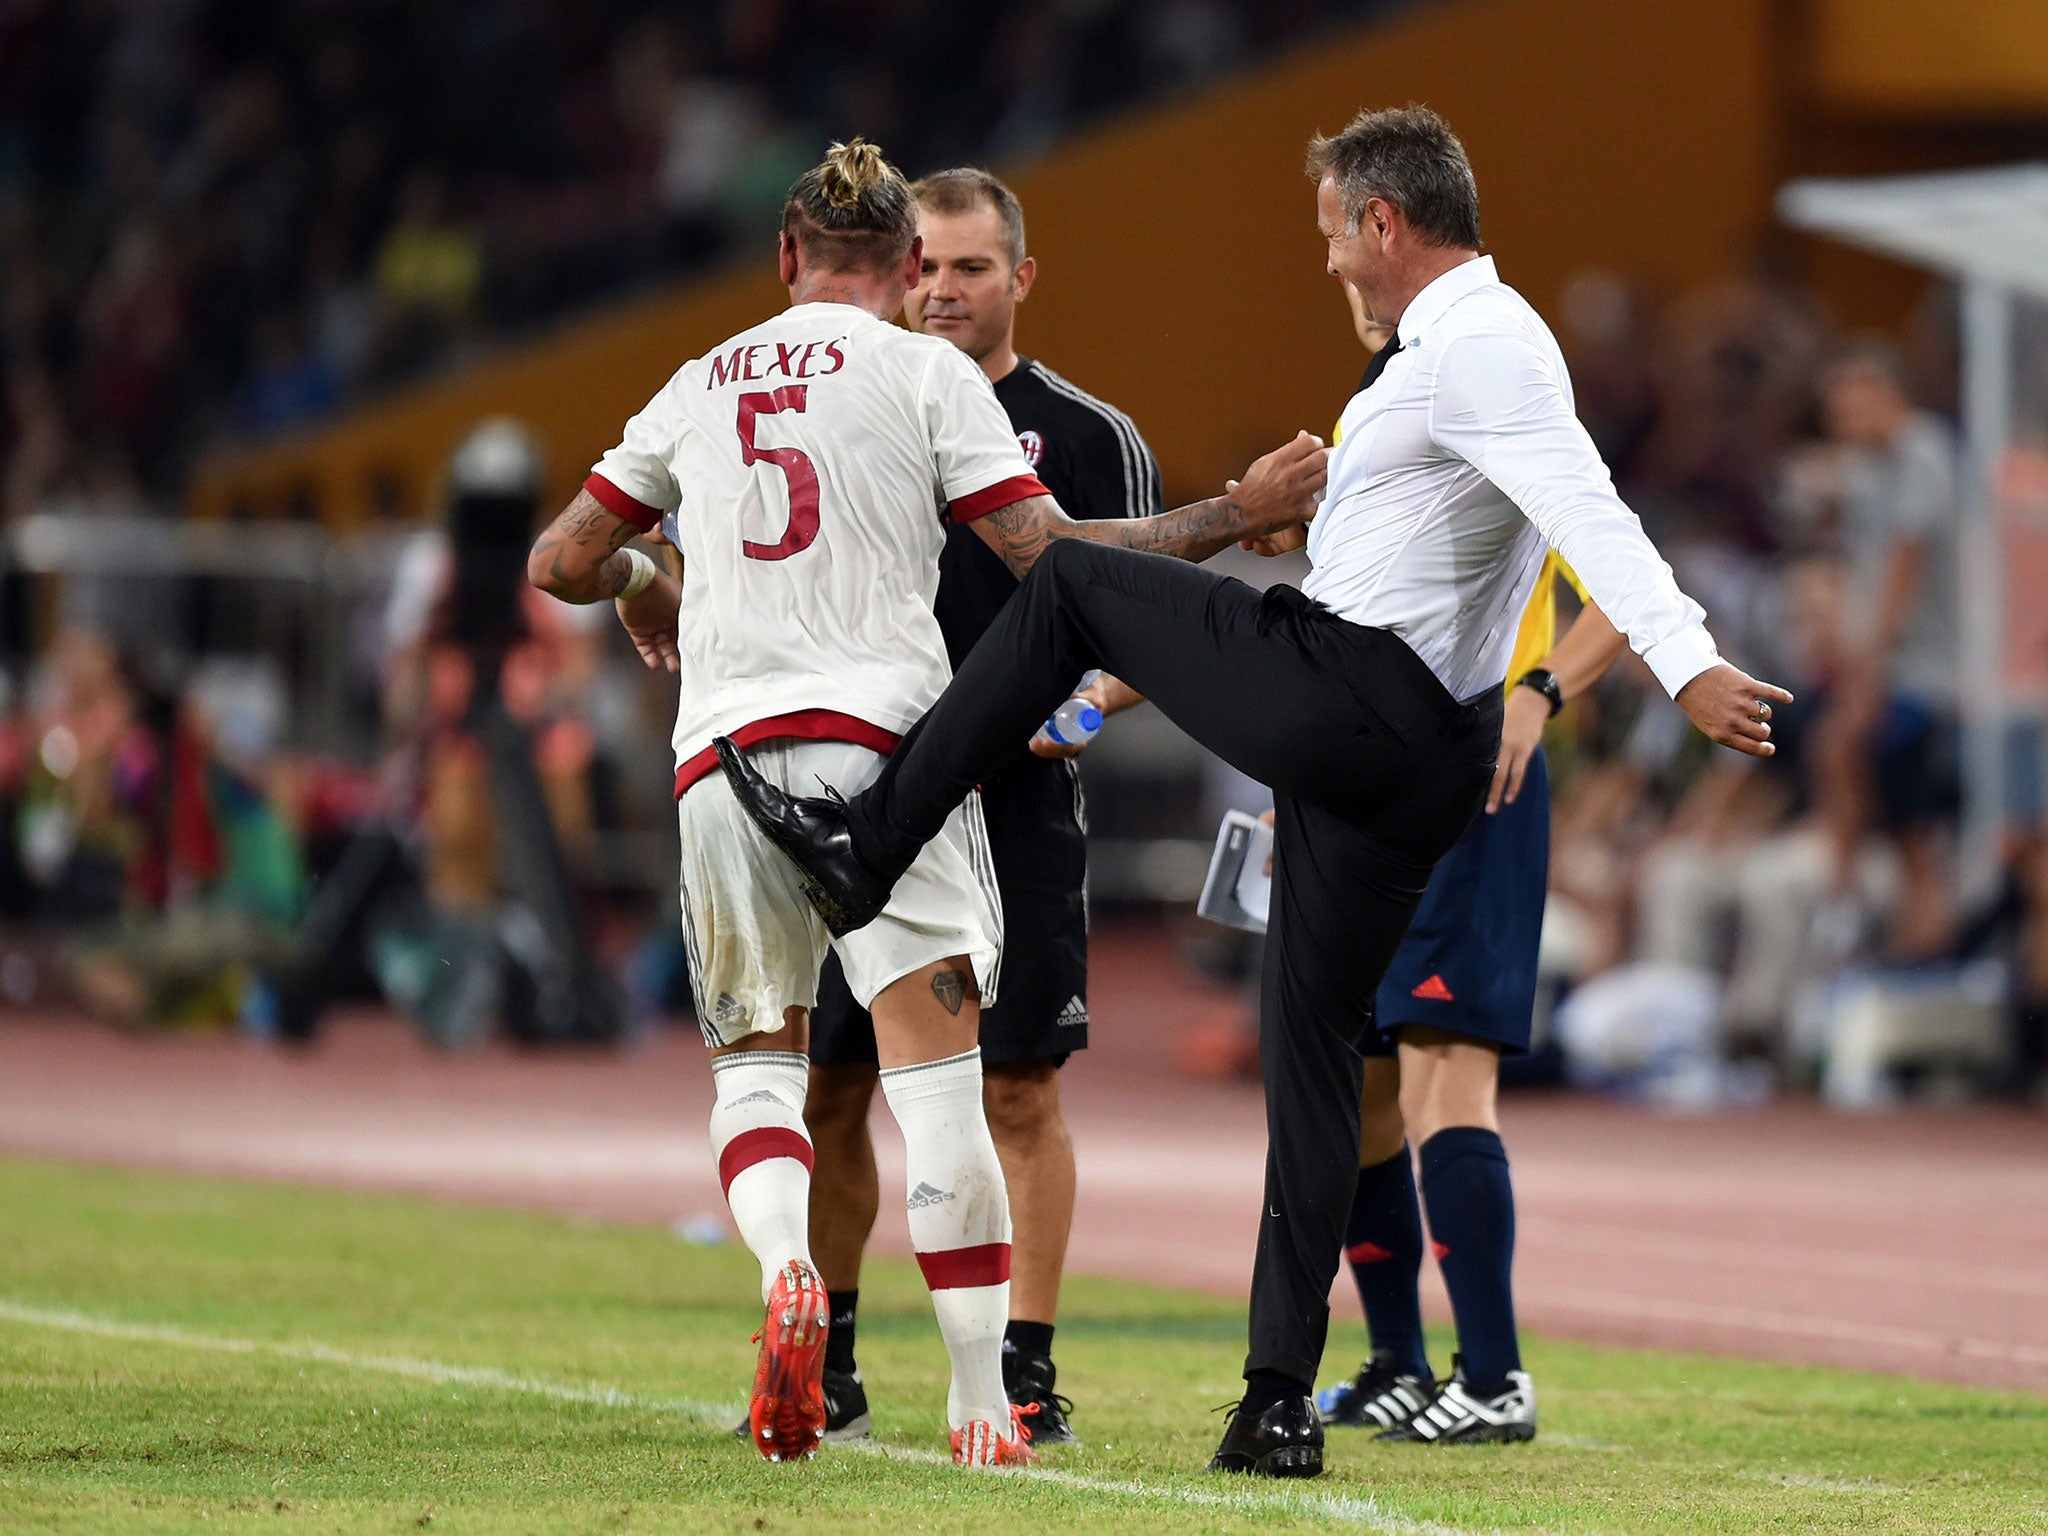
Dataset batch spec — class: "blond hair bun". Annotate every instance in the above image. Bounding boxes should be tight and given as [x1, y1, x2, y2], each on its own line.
[818, 139, 888, 212]
[782, 139, 917, 272]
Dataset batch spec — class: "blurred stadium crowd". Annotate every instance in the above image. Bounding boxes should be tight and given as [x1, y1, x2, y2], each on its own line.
[0, 3, 2042, 1105]
[1521, 275, 2042, 1104]
[0, 0, 1397, 512]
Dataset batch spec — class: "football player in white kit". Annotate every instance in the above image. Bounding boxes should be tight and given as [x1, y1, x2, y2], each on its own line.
[528, 140, 1324, 1468]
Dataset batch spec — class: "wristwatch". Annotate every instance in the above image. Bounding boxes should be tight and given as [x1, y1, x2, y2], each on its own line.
[1516, 668, 1564, 717]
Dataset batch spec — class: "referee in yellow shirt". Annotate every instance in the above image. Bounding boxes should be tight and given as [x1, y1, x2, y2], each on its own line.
[1312, 292, 1625, 1445]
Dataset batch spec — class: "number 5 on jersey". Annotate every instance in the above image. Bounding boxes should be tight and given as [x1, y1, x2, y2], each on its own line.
[737, 386, 821, 561]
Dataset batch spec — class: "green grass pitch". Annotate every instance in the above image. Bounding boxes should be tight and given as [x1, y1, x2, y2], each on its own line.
[0, 1157, 2040, 1534]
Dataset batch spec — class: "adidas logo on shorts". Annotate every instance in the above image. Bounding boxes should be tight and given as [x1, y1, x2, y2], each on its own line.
[709, 992, 750, 1027]
[1056, 995, 1088, 1029]
[906, 1181, 956, 1210]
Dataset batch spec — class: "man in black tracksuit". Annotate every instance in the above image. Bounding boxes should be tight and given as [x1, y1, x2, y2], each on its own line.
[799, 166, 1161, 1446]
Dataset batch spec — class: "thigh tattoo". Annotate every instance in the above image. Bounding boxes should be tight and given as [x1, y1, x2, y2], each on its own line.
[930, 966, 977, 1016]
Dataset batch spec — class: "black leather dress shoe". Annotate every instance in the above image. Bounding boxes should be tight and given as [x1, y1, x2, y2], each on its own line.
[1207, 1394, 1324, 1477]
[713, 736, 893, 936]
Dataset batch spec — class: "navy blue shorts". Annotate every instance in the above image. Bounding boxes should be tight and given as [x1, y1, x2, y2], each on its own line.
[1367, 746, 1549, 1055]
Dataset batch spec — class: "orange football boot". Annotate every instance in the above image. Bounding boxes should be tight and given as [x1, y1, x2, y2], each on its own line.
[951, 1401, 1039, 1467]
[747, 1260, 829, 1461]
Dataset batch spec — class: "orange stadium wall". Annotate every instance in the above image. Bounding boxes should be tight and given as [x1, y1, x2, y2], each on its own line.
[189, 0, 1776, 523]
[1812, 0, 2048, 117]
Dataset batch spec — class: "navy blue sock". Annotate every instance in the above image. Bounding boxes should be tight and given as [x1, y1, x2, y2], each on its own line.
[1342, 1145, 1429, 1379]
[1419, 1127, 1521, 1397]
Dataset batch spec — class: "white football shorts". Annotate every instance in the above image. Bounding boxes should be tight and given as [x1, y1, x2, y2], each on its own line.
[677, 739, 1003, 1048]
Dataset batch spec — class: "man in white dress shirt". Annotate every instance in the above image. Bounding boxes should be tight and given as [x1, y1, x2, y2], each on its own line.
[719, 106, 1791, 1478]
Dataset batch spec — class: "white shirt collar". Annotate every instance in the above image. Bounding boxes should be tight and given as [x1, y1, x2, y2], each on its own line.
[1395, 254, 1497, 348]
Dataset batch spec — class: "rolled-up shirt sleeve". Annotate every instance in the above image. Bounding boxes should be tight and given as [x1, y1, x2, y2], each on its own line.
[1429, 329, 1722, 698]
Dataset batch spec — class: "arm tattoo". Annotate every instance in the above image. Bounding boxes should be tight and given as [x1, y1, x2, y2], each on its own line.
[977, 498, 1058, 577]
[975, 494, 1253, 580]
[528, 490, 641, 602]
[598, 551, 632, 598]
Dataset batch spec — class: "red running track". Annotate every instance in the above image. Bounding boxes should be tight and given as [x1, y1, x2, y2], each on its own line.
[0, 917, 2042, 1394]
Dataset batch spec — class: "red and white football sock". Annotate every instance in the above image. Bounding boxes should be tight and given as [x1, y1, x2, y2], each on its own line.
[708, 1050, 816, 1302]
[878, 1046, 1013, 1433]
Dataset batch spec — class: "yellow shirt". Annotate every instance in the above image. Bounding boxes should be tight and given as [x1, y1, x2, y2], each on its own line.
[1504, 551, 1590, 697]
[1334, 403, 1584, 696]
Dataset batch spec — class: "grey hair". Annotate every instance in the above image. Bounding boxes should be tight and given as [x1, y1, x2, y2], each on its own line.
[1306, 105, 1481, 249]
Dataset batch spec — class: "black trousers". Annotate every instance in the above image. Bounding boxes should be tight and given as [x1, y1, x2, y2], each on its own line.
[850, 540, 1502, 1386]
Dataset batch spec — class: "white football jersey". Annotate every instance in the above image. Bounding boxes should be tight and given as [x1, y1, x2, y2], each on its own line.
[585, 302, 1045, 794]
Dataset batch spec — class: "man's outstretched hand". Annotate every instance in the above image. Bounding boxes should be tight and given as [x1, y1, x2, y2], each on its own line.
[1676, 662, 1794, 757]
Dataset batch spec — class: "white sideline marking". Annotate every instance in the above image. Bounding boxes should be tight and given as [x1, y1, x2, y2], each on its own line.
[0, 1300, 731, 1420]
[1737, 1471, 1892, 1495]
[1531, 1287, 2048, 1370]
[840, 1437, 1496, 1532]
[1539, 1433, 1619, 1451]
[0, 1299, 1496, 1536]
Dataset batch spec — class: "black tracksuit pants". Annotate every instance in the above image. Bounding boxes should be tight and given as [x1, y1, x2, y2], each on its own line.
[848, 539, 1502, 1388]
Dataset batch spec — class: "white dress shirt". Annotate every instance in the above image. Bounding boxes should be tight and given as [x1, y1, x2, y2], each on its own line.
[1303, 255, 1721, 701]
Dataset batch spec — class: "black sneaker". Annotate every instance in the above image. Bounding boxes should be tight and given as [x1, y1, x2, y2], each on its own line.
[1206, 1394, 1323, 1477]
[1004, 1353, 1077, 1447]
[1375, 1356, 1535, 1445]
[731, 1366, 872, 1443]
[1316, 1349, 1435, 1430]
[713, 737, 893, 936]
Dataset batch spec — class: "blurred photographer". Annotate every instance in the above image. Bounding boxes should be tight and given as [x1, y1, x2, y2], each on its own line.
[1810, 341, 1962, 963]
[276, 420, 620, 1046]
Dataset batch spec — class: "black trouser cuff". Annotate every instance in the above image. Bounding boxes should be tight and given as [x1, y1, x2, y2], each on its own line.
[1241, 1367, 1313, 1416]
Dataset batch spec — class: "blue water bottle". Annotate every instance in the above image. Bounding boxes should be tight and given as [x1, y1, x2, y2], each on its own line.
[1042, 670, 1105, 747]
[1042, 695, 1103, 747]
